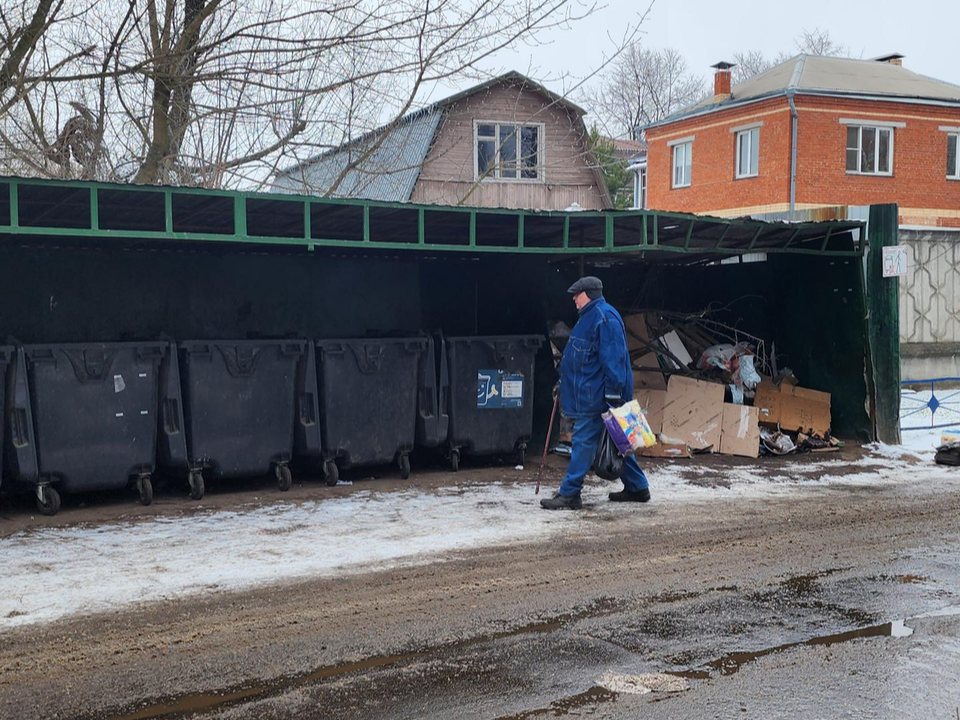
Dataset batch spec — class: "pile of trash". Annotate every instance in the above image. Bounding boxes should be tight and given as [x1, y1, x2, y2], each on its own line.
[622, 310, 837, 461]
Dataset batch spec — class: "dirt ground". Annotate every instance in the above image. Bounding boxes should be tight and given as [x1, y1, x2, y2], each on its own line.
[2, 449, 959, 719]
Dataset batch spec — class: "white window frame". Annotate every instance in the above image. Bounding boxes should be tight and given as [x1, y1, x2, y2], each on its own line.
[843, 123, 896, 176]
[735, 127, 760, 179]
[633, 163, 647, 209]
[670, 139, 693, 189]
[942, 127, 960, 180]
[473, 121, 545, 183]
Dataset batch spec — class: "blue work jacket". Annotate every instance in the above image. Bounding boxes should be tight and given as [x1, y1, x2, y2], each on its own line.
[559, 297, 634, 418]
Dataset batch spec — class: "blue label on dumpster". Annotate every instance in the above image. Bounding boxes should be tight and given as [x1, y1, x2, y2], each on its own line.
[477, 370, 524, 409]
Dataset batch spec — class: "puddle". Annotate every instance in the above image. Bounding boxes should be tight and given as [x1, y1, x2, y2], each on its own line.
[98, 597, 624, 720]
[493, 686, 618, 719]
[705, 619, 914, 676]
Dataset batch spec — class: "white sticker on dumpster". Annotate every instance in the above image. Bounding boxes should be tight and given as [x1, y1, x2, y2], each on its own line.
[502, 380, 524, 399]
[114, 375, 126, 393]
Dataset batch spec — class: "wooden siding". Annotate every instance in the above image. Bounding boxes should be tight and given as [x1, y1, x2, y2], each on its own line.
[410, 84, 609, 210]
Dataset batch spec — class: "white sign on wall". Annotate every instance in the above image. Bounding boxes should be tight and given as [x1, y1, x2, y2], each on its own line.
[882, 245, 908, 278]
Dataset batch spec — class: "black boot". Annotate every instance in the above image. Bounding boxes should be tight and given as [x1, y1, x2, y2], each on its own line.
[609, 488, 651, 503]
[540, 493, 583, 510]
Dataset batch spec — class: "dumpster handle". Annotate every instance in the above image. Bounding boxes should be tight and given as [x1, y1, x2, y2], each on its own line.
[28, 348, 57, 364]
[299, 392, 317, 427]
[186, 344, 214, 360]
[11, 408, 30, 448]
[281, 342, 305, 357]
[162, 397, 182, 435]
[321, 343, 346, 356]
[63, 348, 118, 383]
[137, 345, 165, 361]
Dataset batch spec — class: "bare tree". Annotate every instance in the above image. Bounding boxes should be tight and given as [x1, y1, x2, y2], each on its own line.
[733, 27, 849, 85]
[0, 0, 605, 189]
[584, 45, 707, 139]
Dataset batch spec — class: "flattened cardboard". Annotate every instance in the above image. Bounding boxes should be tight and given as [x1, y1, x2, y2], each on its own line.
[720, 404, 760, 458]
[780, 385, 831, 435]
[639, 441, 691, 459]
[625, 314, 667, 390]
[661, 375, 725, 452]
[754, 381, 781, 426]
[634, 388, 666, 435]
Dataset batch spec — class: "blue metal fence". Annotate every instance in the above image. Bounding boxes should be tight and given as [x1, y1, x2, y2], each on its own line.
[900, 378, 960, 431]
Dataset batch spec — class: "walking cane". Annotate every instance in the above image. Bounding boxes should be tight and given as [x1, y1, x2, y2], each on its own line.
[535, 395, 560, 495]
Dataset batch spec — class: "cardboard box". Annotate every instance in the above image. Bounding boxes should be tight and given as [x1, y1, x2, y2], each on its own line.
[754, 381, 781, 426]
[624, 314, 650, 354]
[779, 386, 831, 435]
[639, 441, 692, 459]
[720, 404, 761, 458]
[634, 388, 666, 435]
[661, 375, 725, 452]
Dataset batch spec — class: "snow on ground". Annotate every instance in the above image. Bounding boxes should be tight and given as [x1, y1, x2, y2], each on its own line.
[1, 389, 957, 632]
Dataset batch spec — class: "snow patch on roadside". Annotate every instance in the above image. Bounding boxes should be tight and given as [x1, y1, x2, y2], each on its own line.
[0, 483, 571, 630]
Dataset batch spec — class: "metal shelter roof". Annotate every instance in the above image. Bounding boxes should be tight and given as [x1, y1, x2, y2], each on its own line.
[0, 176, 865, 263]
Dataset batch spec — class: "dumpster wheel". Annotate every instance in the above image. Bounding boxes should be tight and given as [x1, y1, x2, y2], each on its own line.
[517, 444, 527, 468]
[399, 453, 411, 480]
[323, 460, 339, 487]
[276, 464, 293, 492]
[188, 470, 205, 501]
[137, 475, 154, 506]
[36, 486, 61, 516]
[450, 449, 460, 473]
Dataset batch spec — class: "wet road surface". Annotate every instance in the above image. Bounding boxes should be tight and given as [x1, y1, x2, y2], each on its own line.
[2, 453, 960, 719]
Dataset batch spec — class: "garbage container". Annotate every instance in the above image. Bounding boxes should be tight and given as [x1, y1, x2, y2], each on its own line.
[8, 342, 166, 514]
[0, 345, 11, 494]
[315, 338, 427, 482]
[167, 340, 314, 495]
[443, 335, 544, 471]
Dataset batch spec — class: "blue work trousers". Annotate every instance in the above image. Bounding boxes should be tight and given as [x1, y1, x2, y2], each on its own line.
[559, 415, 649, 497]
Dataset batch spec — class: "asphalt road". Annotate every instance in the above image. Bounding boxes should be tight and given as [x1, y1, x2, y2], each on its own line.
[2, 455, 959, 719]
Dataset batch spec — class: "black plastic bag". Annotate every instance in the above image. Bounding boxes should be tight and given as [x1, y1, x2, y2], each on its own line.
[593, 429, 623, 480]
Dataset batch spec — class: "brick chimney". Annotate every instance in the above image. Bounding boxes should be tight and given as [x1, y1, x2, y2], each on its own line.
[711, 62, 735, 100]
[873, 53, 905, 66]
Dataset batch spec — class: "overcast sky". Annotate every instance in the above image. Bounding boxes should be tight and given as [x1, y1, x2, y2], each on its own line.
[466, 0, 960, 112]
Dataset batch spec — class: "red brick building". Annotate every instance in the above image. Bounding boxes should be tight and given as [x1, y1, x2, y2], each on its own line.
[641, 55, 960, 227]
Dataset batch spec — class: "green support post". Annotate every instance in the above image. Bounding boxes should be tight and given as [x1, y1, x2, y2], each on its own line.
[9, 181, 18, 228]
[90, 187, 99, 230]
[865, 204, 901, 444]
[235, 196, 247, 237]
[605, 215, 613, 249]
[518, 213, 525, 248]
[418, 208, 425, 245]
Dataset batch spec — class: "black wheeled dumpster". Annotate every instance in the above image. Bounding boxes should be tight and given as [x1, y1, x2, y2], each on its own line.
[164, 339, 317, 496]
[315, 338, 427, 482]
[443, 335, 544, 471]
[6, 342, 166, 514]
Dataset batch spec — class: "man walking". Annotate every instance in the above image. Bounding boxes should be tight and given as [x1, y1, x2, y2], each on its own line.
[541, 277, 651, 510]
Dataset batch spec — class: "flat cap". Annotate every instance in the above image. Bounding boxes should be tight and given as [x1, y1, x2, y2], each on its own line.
[567, 276, 603, 295]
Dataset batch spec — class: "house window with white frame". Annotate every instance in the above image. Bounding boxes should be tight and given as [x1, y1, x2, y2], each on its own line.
[846, 125, 893, 175]
[947, 133, 960, 180]
[672, 141, 692, 188]
[633, 164, 647, 209]
[736, 127, 760, 178]
[476, 122, 542, 180]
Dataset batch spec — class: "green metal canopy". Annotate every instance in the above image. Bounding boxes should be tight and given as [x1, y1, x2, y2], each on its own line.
[0, 176, 865, 262]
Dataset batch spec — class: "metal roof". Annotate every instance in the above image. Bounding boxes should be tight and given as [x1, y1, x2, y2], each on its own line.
[271, 108, 443, 202]
[645, 55, 960, 130]
[0, 176, 865, 263]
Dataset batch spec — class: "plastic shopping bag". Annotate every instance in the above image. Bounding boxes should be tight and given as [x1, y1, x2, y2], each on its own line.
[602, 400, 657, 455]
[593, 429, 624, 480]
